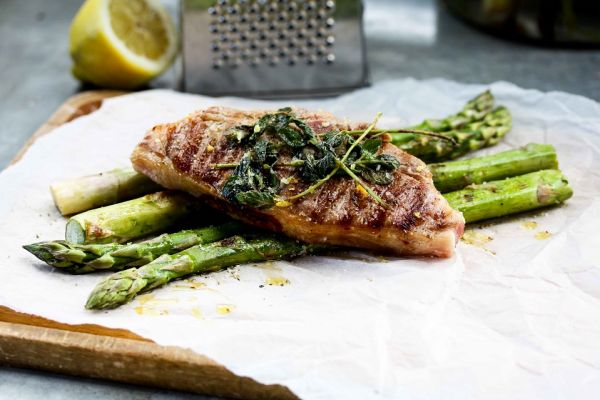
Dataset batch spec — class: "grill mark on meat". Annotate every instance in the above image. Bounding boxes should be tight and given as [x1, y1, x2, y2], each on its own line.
[131, 106, 465, 257]
[168, 121, 200, 174]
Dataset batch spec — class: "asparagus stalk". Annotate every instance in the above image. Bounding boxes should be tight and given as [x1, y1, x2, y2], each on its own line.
[86, 235, 321, 309]
[84, 170, 573, 310]
[444, 169, 573, 223]
[23, 221, 245, 274]
[430, 143, 558, 193]
[26, 164, 573, 273]
[413, 90, 494, 132]
[51, 168, 162, 216]
[392, 106, 512, 162]
[66, 191, 196, 244]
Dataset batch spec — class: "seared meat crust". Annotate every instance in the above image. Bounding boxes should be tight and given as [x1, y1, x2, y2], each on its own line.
[131, 107, 465, 257]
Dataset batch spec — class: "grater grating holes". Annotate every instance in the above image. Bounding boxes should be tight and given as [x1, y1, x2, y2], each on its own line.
[210, 0, 336, 69]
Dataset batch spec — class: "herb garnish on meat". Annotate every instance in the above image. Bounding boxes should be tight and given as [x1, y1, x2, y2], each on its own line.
[217, 108, 448, 209]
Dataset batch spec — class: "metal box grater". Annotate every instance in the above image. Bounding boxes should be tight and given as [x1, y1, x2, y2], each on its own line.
[181, 0, 368, 97]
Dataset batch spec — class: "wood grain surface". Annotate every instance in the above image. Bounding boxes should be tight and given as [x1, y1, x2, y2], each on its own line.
[0, 91, 297, 400]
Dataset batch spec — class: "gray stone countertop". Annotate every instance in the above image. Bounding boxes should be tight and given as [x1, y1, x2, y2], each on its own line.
[1, 0, 598, 398]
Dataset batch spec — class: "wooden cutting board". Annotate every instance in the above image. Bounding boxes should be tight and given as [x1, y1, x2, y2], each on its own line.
[0, 91, 297, 400]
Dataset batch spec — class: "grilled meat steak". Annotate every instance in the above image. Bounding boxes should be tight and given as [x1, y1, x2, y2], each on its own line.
[131, 107, 465, 257]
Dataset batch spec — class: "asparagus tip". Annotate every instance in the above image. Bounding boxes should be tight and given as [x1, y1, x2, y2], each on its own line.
[23, 243, 44, 259]
[86, 269, 145, 310]
[23, 243, 57, 264]
[85, 285, 119, 310]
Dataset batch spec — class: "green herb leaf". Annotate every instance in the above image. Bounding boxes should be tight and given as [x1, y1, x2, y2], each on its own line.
[376, 154, 401, 169]
[219, 109, 399, 209]
[361, 138, 382, 155]
[235, 191, 275, 208]
[251, 140, 277, 165]
[277, 126, 309, 148]
[358, 169, 395, 185]
[299, 149, 336, 182]
[221, 153, 280, 208]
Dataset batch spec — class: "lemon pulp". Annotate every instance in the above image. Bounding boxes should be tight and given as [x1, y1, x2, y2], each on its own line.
[69, 0, 176, 89]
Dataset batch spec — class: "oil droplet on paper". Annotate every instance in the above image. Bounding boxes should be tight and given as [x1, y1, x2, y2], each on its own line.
[191, 307, 203, 319]
[521, 221, 538, 230]
[134, 294, 177, 316]
[535, 230, 552, 240]
[462, 230, 493, 246]
[254, 261, 282, 272]
[172, 279, 206, 290]
[216, 304, 235, 315]
[134, 306, 169, 316]
[461, 229, 495, 255]
[266, 276, 290, 286]
[137, 294, 155, 306]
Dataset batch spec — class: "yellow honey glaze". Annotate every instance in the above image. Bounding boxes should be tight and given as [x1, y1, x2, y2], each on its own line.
[216, 304, 235, 315]
[266, 276, 290, 286]
[521, 221, 538, 230]
[535, 230, 552, 240]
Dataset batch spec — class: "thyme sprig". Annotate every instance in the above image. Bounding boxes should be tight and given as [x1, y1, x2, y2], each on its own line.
[218, 108, 449, 209]
[345, 128, 458, 144]
[284, 113, 385, 205]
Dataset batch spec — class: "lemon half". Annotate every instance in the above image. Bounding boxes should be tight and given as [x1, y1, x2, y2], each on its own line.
[70, 0, 177, 89]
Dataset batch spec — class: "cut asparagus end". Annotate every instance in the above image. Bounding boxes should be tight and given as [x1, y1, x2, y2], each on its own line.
[444, 169, 573, 223]
[537, 177, 573, 205]
[65, 219, 86, 244]
[50, 168, 162, 216]
[66, 191, 196, 244]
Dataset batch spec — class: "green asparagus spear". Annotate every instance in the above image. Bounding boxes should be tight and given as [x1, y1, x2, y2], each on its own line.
[84, 170, 574, 310]
[23, 221, 245, 274]
[430, 143, 558, 193]
[444, 169, 573, 223]
[392, 106, 512, 162]
[66, 191, 196, 244]
[86, 235, 321, 309]
[51, 168, 162, 216]
[412, 90, 495, 132]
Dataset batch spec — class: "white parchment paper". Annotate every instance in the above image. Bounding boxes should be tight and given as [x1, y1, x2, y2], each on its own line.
[1, 79, 600, 399]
